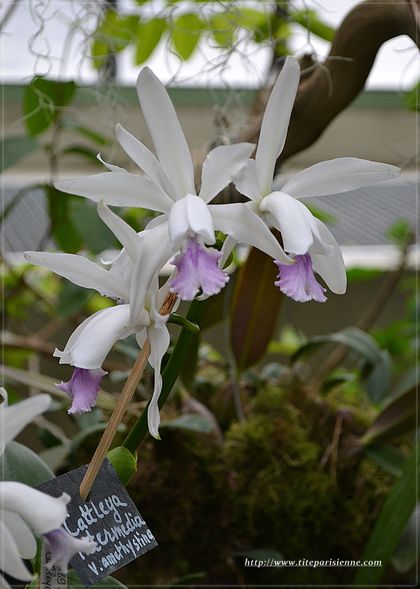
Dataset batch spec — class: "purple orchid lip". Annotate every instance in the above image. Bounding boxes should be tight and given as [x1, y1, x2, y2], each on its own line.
[170, 237, 229, 300]
[56, 367, 107, 414]
[44, 527, 96, 572]
[275, 253, 327, 303]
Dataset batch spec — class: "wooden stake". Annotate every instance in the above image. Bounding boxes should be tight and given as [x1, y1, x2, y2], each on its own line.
[79, 292, 177, 500]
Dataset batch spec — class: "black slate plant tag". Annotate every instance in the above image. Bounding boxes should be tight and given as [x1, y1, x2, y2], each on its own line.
[38, 460, 157, 586]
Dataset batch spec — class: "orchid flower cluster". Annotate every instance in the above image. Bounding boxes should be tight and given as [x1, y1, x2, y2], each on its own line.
[25, 56, 399, 438]
[0, 389, 96, 586]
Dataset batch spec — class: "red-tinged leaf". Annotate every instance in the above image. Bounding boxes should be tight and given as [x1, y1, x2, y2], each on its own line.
[230, 247, 282, 372]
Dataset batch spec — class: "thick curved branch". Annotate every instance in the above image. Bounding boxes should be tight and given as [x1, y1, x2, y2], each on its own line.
[243, 0, 419, 167]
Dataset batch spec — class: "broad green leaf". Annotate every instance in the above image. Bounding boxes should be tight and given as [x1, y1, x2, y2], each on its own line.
[23, 77, 76, 136]
[391, 505, 420, 573]
[60, 121, 111, 146]
[57, 281, 89, 317]
[92, 11, 138, 68]
[68, 570, 127, 589]
[107, 446, 137, 486]
[0, 136, 38, 172]
[0, 440, 54, 485]
[292, 327, 392, 403]
[404, 82, 419, 112]
[172, 13, 204, 60]
[364, 443, 406, 477]
[361, 386, 417, 446]
[135, 18, 166, 64]
[231, 246, 283, 372]
[161, 414, 213, 433]
[68, 198, 117, 254]
[210, 13, 235, 47]
[59, 145, 104, 165]
[47, 185, 83, 253]
[233, 8, 267, 31]
[291, 9, 335, 41]
[354, 441, 419, 585]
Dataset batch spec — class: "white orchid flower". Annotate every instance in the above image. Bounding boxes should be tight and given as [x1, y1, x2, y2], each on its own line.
[0, 389, 96, 585]
[233, 56, 401, 302]
[25, 205, 172, 437]
[55, 67, 289, 300]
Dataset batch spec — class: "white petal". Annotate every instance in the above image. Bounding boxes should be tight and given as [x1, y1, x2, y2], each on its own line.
[260, 191, 317, 255]
[115, 124, 175, 198]
[97, 153, 127, 173]
[232, 158, 261, 201]
[0, 573, 11, 589]
[0, 511, 37, 559]
[209, 203, 290, 263]
[137, 67, 195, 197]
[24, 251, 128, 302]
[146, 322, 170, 439]
[0, 394, 51, 456]
[0, 482, 69, 535]
[199, 143, 255, 203]
[97, 202, 141, 262]
[311, 220, 347, 294]
[255, 56, 300, 195]
[0, 518, 33, 582]
[129, 224, 172, 323]
[55, 172, 172, 212]
[168, 194, 214, 250]
[54, 305, 138, 369]
[281, 157, 401, 198]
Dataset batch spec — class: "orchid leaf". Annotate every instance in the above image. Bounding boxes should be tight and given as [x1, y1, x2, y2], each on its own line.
[107, 446, 137, 486]
[391, 505, 420, 573]
[0, 441, 54, 485]
[161, 415, 213, 434]
[47, 186, 83, 253]
[230, 247, 283, 372]
[0, 136, 38, 172]
[23, 77, 76, 136]
[364, 443, 406, 477]
[354, 441, 419, 585]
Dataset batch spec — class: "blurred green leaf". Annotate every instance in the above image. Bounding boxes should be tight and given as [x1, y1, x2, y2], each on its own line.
[391, 505, 420, 573]
[135, 18, 166, 64]
[210, 13, 235, 47]
[24, 77, 76, 136]
[39, 444, 70, 472]
[291, 9, 335, 41]
[59, 145, 104, 165]
[107, 446, 137, 486]
[346, 268, 382, 284]
[48, 185, 83, 253]
[364, 443, 406, 477]
[68, 570, 127, 589]
[0, 136, 38, 172]
[387, 219, 412, 246]
[234, 8, 267, 31]
[172, 13, 204, 60]
[161, 414, 213, 433]
[60, 120, 112, 146]
[57, 281, 89, 317]
[92, 12, 138, 68]
[68, 198, 116, 254]
[354, 441, 419, 585]
[0, 440, 54, 485]
[404, 82, 419, 111]
[305, 204, 336, 224]
[231, 246, 283, 372]
[362, 349, 392, 404]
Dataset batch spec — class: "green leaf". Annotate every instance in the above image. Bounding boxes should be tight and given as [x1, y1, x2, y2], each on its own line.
[354, 441, 419, 586]
[172, 13, 203, 60]
[404, 82, 419, 112]
[92, 12, 138, 69]
[57, 281, 89, 317]
[59, 145, 104, 165]
[68, 570, 127, 589]
[23, 77, 76, 136]
[161, 414, 213, 433]
[364, 443, 406, 477]
[391, 505, 420, 573]
[361, 386, 417, 446]
[0, 136, 38, 172]
[210, 13, 235, 47]
[47, 185, 83, 253]
[291, 9, 335, 42]
[60, 120, 112, 146]
[68, 198, 117, 254]
[107, 446, 137, 486]
[231, 246, 283, 372]
[292, 327, 392, 403]
[135, 18, 166, 64]
[233, 8, 267, 31]
[0, 440, 54, 485]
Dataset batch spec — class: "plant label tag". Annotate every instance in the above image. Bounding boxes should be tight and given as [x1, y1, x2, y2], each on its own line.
[40, 540, 67, 589]
[38, 460, 157, 586]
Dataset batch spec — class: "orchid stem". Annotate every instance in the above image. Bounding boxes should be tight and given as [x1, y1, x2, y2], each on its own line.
[122, 300, 204, 454]
[79, 293, 177, 500]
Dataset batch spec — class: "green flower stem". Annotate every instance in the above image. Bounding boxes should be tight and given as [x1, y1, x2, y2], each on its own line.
[122, 300, 204, 452]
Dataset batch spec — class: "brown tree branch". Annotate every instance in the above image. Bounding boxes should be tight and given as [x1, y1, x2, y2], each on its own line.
[242, 0, 419, 166]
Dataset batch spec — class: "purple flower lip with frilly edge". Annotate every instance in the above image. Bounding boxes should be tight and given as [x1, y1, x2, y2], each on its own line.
[43, 528, 97, 572]
[56, 367, 107, 414]
[169, 237, 229, 300]
[275, 253, 327, 303]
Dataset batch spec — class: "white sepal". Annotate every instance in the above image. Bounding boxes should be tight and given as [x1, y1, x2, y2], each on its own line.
[168, 194, 215, 250]
[311, 220, 347, 294]
[0, 518, 33, 582]
[146, 318, 170, 439]
[0, 511, 37, 559]
[97, 202, 142, 262]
